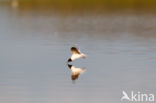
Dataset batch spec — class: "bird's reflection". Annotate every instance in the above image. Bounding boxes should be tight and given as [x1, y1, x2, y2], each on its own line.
[68, 64, 86, 83]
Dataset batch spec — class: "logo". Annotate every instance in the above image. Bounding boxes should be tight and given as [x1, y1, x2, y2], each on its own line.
[121, 91, 155, 102]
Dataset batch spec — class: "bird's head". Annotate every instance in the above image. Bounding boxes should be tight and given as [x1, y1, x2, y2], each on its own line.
[67, 58, 72, 62]
[68, 64, 72, 69]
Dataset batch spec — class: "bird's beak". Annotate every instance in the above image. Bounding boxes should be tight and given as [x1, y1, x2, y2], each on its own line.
[82, 55, 86, 59]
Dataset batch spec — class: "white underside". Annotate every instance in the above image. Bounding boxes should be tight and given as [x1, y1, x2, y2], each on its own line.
[71, 53, 85, 61]
[71, 54, 82, 60]
[71, 66, 85, 75]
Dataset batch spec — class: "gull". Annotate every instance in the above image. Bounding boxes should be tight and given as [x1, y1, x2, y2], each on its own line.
[68, 64, 86, 81]
[67, 46, 86, 62]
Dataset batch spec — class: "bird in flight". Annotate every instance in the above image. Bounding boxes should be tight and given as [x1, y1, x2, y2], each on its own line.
[67, 46, 86, 62]
[68, 64, 86, 81]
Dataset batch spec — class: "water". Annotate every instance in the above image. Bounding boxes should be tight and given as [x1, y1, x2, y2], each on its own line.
[0, 4, 156, 103]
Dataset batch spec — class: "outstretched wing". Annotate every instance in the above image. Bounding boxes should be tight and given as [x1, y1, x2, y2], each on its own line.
[71, 73, 80, 80]
[71, 68, 86, 80]
[71, 46, 81, 54]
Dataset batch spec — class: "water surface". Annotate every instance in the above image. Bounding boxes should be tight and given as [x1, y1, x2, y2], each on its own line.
[0, 4, 156, 103]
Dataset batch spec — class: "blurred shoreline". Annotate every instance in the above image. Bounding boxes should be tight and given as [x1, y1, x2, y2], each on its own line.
[0, 0, 156, 16]
[1, 0, 156, 10]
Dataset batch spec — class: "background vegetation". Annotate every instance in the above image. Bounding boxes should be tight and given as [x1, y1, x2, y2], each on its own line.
[0, 0, 156, 14]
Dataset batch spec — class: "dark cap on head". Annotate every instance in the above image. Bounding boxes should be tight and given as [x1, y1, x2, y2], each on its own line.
[68, 64, 72, 69]
[68, 58, 72, 62]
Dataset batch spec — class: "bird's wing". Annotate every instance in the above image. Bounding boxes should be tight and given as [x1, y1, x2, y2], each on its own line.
[71, 73, 80, 80]
[71, 68, 86, 80]
[71, 46, 81, 54]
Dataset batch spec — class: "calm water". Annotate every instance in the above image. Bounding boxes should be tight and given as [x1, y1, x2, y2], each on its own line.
[0, 5, 156, 103]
